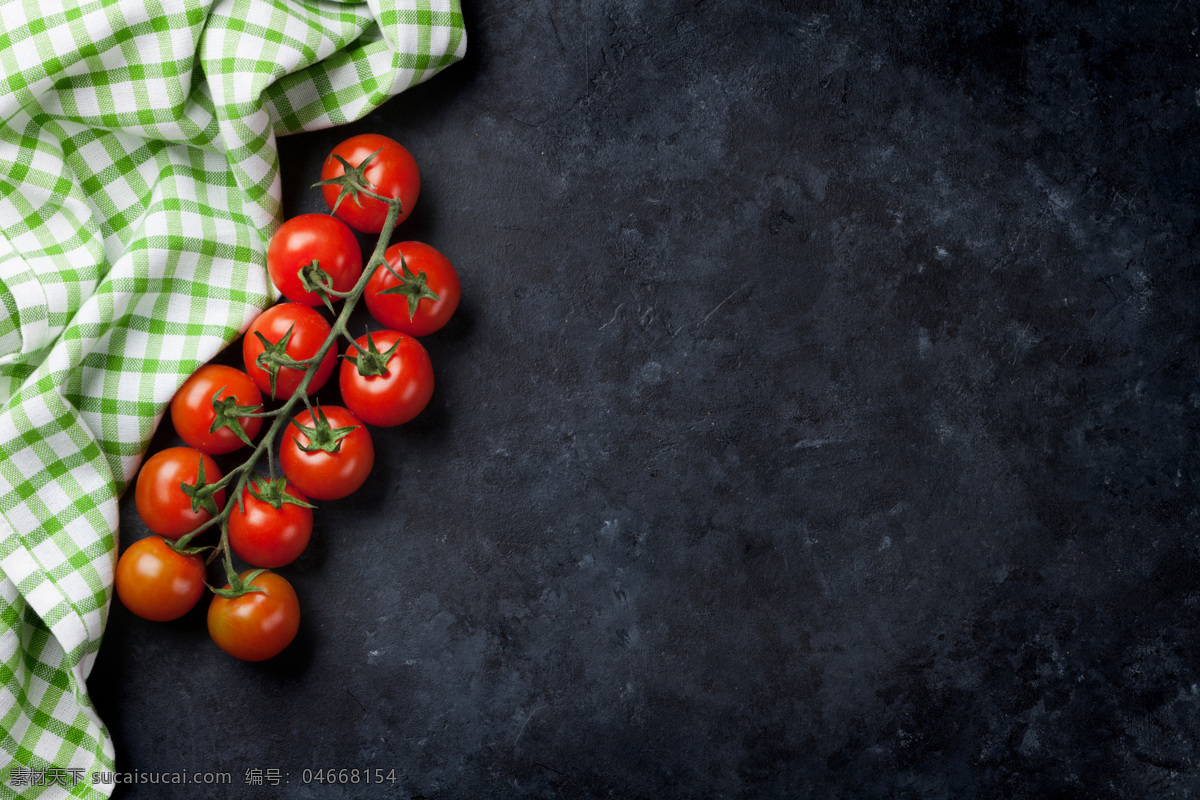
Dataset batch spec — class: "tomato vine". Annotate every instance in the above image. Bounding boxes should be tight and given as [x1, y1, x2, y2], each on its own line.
[119, 136, 452, 660]
[170, 193, 405, 599]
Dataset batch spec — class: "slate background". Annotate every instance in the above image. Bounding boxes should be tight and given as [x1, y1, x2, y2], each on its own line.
[87, 0, 1200, 797]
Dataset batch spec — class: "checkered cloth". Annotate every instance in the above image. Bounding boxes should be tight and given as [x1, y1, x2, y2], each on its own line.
[0, 0, 465, 795]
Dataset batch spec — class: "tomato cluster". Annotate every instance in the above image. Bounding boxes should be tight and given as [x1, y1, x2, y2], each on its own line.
[115, 134, 461, 661]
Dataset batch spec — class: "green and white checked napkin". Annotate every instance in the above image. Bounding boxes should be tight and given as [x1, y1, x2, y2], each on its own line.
[0, 0, 464, 795]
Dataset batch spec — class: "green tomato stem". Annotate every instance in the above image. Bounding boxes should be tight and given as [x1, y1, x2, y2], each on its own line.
[340, 327, 363, 352]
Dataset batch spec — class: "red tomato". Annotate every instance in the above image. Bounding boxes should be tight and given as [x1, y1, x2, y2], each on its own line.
[228, 481, 314, 568]
[243, 303, 337, 399]
[339, 330, 433, 427]
[267, 214, 363, 306]
[207, 571, 300, 661]
[320, 134, 419, 233]
[280, 405, 374, 501]
[171, 364, 263, 455]
[115, 536, 206, 622]
[365, 242, 461, 336]
[135, 447, 226, 539]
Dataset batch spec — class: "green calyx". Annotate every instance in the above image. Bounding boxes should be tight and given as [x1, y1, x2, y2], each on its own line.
[254, 324, 307, 397]
[377, 253, 440, 321]
[209, 386, 261, 447]
[298, 260, 338, 313]
[345, 328, 401, 378]
[209, 567, 269, 600]
[180, 457, 226, 518]
[290, 403, 360, 454]
[248, 477, 315, 511]
[311, 149, 389, 215]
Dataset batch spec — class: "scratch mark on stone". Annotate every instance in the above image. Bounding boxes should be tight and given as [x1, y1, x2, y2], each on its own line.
[515, 704, 547, 746]
[702, 284, 748, 325]
[599, 303, 624, 330]
[793, 439, 842, 449]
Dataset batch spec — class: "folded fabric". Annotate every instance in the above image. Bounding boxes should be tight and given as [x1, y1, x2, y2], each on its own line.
[0, 1, 465, 796]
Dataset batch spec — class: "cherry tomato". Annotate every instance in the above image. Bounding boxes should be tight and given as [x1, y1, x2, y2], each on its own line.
[339, 330, 433, 427]
[170, 364, 263, 455]
[207, 571, 300, 661]
[320, 134, 419, 233]
[267, 213, 362, 306]
[280, 405, 374, 501]
[365, 242, 461, 337]
[243, 303, 337, 399]
[115, 536, 206, 622]
[135, 447, 226, 539]
[228, 482, 313, 568]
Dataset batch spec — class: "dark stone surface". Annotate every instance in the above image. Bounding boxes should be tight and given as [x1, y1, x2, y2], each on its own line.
[87, 1, 1200, 797]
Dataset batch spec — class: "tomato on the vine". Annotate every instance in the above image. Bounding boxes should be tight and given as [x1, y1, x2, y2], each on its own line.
[207, 570, 300, 661]
[228, 479, 314, 568]
[115, 536, 206, 622]
[365, 242, 461, 336]
[135, 447, 226, 539]
[171, 364, 263, 455]
[339, 330, 433, 427]
[243, 303, 337, 399]
[320, 134, 419, 233]
[280, 405, 374, 501]
[267, 214, 363, 306]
